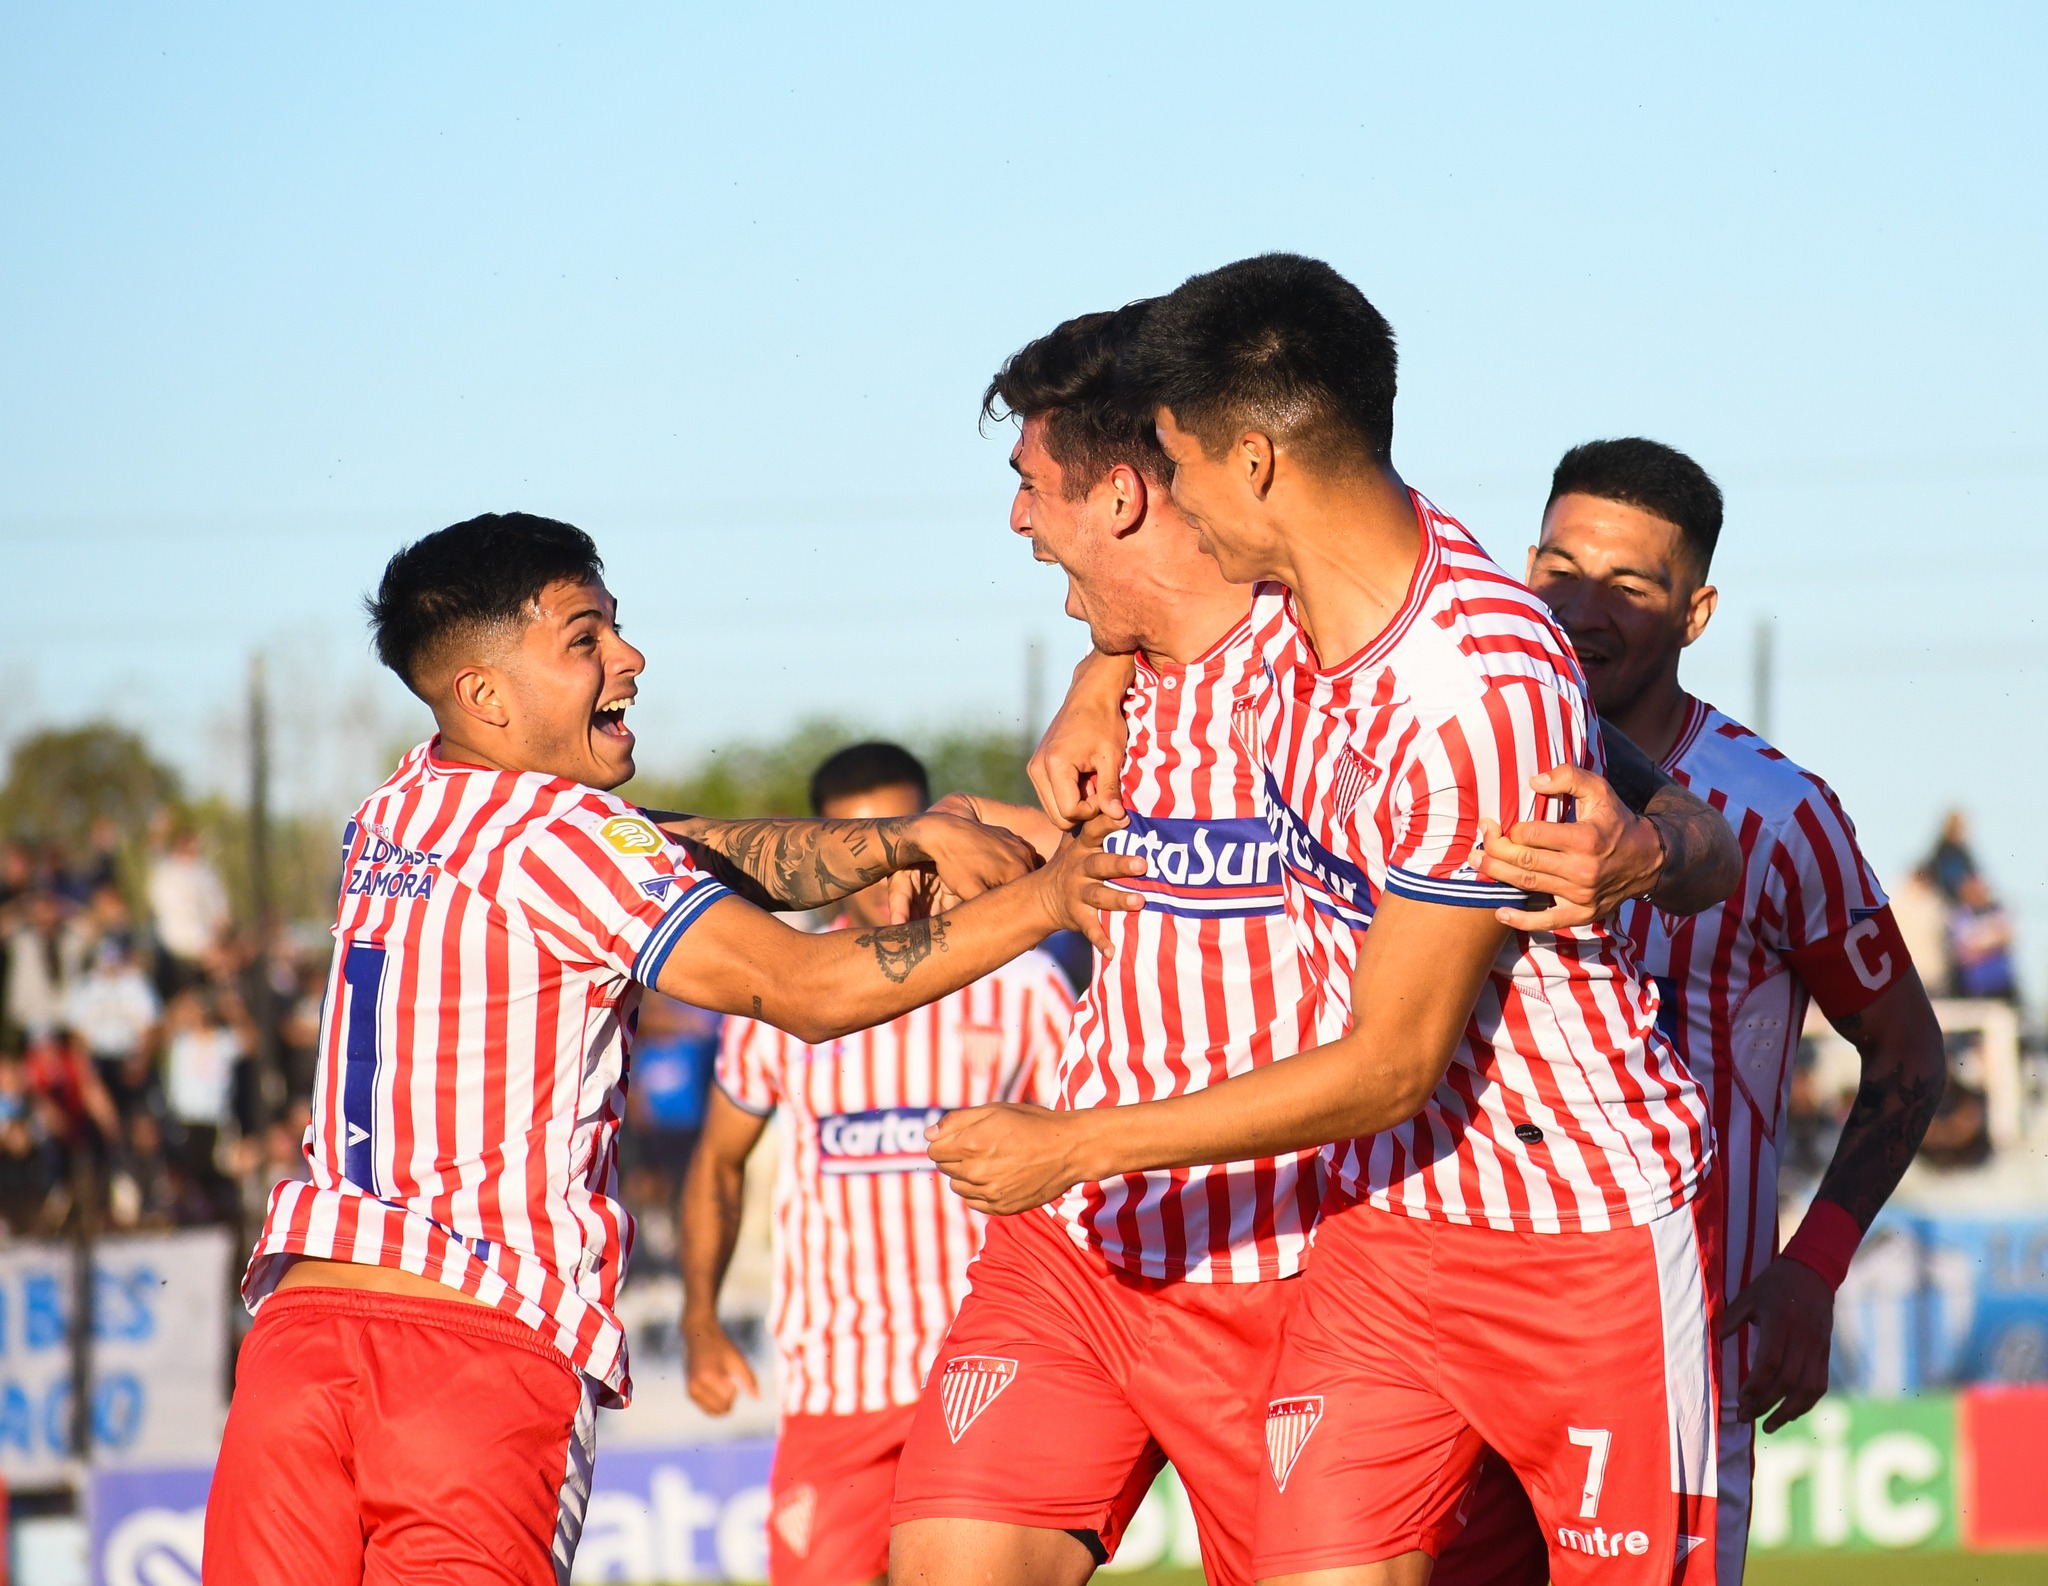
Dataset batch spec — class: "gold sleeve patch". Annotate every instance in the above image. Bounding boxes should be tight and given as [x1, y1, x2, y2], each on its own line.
[599, 815, 665, 856]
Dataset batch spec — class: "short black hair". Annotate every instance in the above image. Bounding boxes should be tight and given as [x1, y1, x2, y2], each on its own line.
[1121, 253, 1398, 470]
[367, 513, 605, 696]
[809, 742, 929, 816]
[1547, 439, 1724, 577]
[984, 301, 1167, 497]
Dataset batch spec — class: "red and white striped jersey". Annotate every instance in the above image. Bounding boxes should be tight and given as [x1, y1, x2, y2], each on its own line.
[1618, 697, 1906, 1396]
[1051, 616, 1324, 1282]
[246, 740, 731, 1404]
[718, 947, 1072, 1415]
[1248, 492, 1711, 1233]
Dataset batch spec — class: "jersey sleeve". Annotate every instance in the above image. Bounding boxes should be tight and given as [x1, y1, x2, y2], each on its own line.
[1766, 778, 1902, 1019]
[715, 1016, 781, 1116]
[511, 805, 733, 985]
[1381, 678, 1582, 910]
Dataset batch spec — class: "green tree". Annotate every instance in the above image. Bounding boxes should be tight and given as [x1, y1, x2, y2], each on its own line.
[0, 724, 181, 852]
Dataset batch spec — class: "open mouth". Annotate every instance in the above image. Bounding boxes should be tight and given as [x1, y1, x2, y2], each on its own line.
[593, 697, 634, 741]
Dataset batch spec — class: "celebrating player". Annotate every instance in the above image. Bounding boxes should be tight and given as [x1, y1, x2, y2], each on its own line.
[931, 257, 1725, 1586]
[202, 514, 1143, 1586]
[682, 740, 1077, 1586]
[1479, 439, 1943, 1583]
[895, 304, 1737, 1586]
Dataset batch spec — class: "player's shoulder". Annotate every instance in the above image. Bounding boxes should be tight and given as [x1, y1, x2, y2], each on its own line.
[1402, 498, 1585, 707]
[1677, 701, 1861, 843]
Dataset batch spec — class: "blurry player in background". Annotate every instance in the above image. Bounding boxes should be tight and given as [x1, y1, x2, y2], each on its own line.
[1502, 438, 1945, 1583]
[890, 307, 1736, 1586]
[203, 514, 1140, 1586]
[682, 741, 1075, 1586]
[933, 258, 1729, 1586]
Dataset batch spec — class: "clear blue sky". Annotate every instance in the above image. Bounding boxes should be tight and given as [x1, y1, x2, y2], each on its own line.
[3, 5, 2045, 980]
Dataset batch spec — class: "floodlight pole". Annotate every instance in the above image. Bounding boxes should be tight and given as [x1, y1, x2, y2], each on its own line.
[249, 654, 281, 1127]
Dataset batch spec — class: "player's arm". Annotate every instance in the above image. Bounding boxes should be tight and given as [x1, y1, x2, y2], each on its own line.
[651, 815, 1143, 1043]
[1028, 648, 1137, 824]
[679, 1087, 768, 1415]
[930, 891, 1504, 1213]
[644, 809, 1041, 913]
[1724, 952, 1944, 1431]
[1476, 722, 1741, 927]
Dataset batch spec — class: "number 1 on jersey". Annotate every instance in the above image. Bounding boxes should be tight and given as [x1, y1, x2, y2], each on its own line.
[1566, 1426, 1612, 1519]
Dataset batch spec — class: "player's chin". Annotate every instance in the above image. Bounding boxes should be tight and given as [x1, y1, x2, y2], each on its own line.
[586, 728, 637, 788]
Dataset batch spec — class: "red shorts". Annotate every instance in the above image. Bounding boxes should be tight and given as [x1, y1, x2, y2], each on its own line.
[769, 1405, 917, 1586]
[1256, 1196, 1719, 1585]
[204, 1287, 596, 1586]
[891, 1207, 1297, 1586]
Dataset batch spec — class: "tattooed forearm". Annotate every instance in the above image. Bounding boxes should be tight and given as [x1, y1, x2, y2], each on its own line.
[855, 918, 949, 984]
[1642, 783, 1740, 916]
[651, 813, 925, 911]
[1812, 989, 1947, 1228]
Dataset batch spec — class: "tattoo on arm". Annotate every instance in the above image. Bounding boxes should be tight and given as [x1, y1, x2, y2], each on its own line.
[667, 816, 924, 911]
[854, 918, 948, 984]
[1814, 1002, 1946, 1227]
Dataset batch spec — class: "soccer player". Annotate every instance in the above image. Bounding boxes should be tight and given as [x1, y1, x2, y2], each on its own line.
[1481, 438, 1944, 1583]
[893, 306, 1737, 1586]
[932, 257, 1723, 1586]
[202, 514, 1142, 1586]
[681, 740, 1077, 1586]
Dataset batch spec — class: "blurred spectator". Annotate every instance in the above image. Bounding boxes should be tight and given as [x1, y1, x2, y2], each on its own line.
[4, 888, 89, 1050]
[1930, 808, 1979, 902]
[1891, 863, 1954, 997]
[64, 932, 161, 1117]
[1949, 874, 2018, 1003]
[621, 993, 721, 1271]
[147, 826, 229, 998]
[163, 986, 250, 1162]
[56, 817, 122, 906]
[0, 1056, 54, 1232]
[278, 956, 328, 1102]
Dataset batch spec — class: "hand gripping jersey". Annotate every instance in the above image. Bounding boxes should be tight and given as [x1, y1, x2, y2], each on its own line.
[1618, 698, 1908, 1395]
[245, 741, 731, 1403]
[1247, 493, 1711, 1233]
[718, 947, 1073, 1415]
[1051, 617, 1324, 1281]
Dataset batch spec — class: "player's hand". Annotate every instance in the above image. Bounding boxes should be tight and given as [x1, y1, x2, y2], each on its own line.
[682, 1312, 760, 1417]
[904, 810, 1042, 909]
[927, 1102, 1086, 1215]
[1031, 811, 1146, 955]
[1028, 653, 1135, 825]
[1478, 765, 1663, 930]
[1721, 1255, 1835, 1432]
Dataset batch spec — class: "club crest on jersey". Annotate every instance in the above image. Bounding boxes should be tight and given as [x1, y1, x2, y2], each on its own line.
[600, 815, 664, 856]
[940, 1355, 1017, 1442]
[1266, 1395, 1324, 1491]
[817, 1107, 946, 1174]
[1328, 746, 1381, 824]
[772, 1483, 817, 1558]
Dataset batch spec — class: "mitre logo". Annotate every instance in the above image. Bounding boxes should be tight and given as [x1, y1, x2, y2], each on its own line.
[939, 1356, 1017, 1442]
[772, 1483, 817, 1558]
[600, 815, 664, 855]
[1266, 1395, 1324, 1491]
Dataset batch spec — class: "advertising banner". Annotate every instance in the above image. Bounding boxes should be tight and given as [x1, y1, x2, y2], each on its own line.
[1750, 1395, 1957, 1551]
[0, 1229, 232, 1488]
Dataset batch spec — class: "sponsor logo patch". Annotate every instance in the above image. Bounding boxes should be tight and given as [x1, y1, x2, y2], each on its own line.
[1266, 1395, 1324, 1491]
[600, 815, 665, 856]
[940, 1355, 1017, 1442]
[772, 1483, 817, 1558]
[817, 1107, 946, 1174]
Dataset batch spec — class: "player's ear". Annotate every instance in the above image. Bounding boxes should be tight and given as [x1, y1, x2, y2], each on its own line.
[448, 663, 513, 730]
[1240, 432, 1277, 499]
[1107, 464, 1148, 537]
[1524, 545, 1539, 584]
[1682, 583, 1718, 647]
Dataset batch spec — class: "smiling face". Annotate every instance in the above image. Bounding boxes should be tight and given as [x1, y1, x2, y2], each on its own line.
[1008, 414, 1155, 654]
[1526, 494, 1717, 719]
[444, 576, 646, 789]
[1153, 408, 1278, 584]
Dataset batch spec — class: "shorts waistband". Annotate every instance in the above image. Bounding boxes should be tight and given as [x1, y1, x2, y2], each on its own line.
[257, 1284, 573, 1371]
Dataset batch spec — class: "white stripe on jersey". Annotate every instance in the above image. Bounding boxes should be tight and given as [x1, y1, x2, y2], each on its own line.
[1620, 697, 1894, 1399]
[1051, 617, 1324, 1282]
[1249, 492, 1711, 1234]
[246, 740, 730, 1403]
[718, 948, 1072, 1415]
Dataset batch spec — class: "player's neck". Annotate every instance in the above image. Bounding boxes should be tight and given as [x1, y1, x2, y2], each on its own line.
[1134, 580, 1255, 668]
[1269, 467, 1421, 667]
[1605, 671, 1694, 765]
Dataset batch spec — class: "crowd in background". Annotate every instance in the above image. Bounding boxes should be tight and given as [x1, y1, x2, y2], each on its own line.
[0, 802, 2032, 1249]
